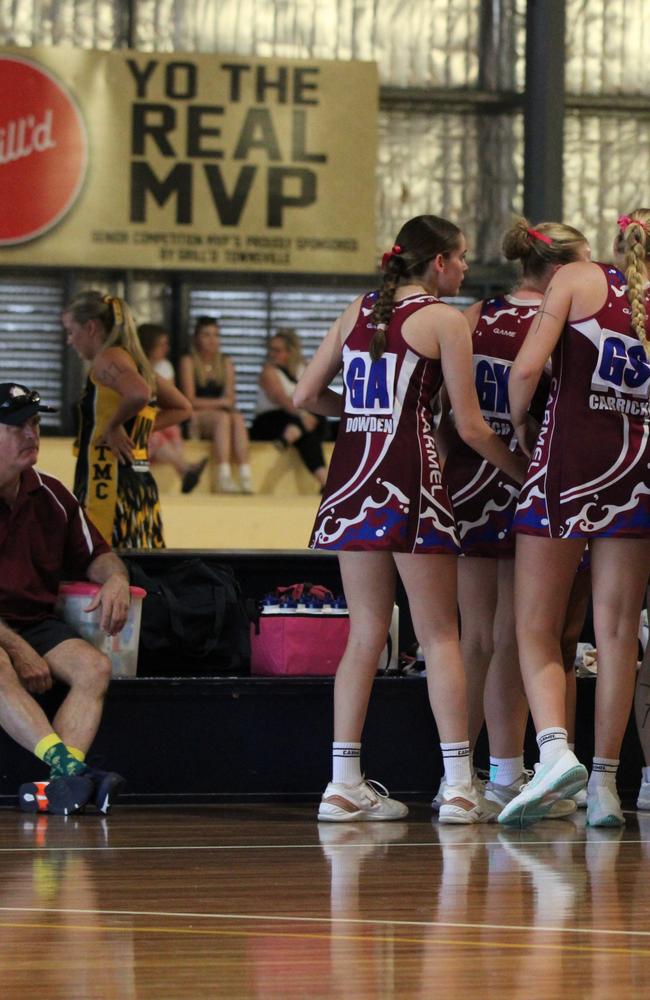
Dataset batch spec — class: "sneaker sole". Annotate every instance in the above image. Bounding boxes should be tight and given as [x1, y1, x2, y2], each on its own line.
[546, 798, 577, 818]
[587, 812, 625, 828]
[19, 776, 94, 817]
[498, 765, 588, 828]
[438, 804, 497, 825]
[318, 805, 408, 822]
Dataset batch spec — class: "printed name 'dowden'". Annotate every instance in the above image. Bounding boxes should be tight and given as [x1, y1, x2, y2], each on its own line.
[0, 110, 56, 165]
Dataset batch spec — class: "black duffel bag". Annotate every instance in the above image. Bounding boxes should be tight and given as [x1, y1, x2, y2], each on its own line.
[128, 557, 252, 674]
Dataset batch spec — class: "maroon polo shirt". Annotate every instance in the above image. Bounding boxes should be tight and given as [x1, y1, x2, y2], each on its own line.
[0, 466, 111, 624]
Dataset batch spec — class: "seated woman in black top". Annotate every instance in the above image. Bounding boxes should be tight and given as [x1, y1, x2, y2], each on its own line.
[179, 316, 252, 493]
[250, 328, 327, 492]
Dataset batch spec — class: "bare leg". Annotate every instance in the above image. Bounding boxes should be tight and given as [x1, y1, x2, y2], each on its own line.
[561, 567, 592, 744]
[231, 411, 250, 465]
[514, 535, 586, 733]
[45, 640, 111, 754]
[484, 559, 529, 758]
[334, 552, 396, 741]
[0, 650, 52, 751]
[394, 552, 468, 742]
[457, 558, 498, 747]
[151, 439, 191, 478]
[590, 538, 650, 759]
[634, 588, 650, 766]
[211, 411, 232, 465]
[194, 410, 231, 464]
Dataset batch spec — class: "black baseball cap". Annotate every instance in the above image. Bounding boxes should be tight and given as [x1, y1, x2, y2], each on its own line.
[0, 383, 57, 426]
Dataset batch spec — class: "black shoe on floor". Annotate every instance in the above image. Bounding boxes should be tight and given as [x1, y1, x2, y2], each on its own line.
[85, 769, 126, 814]
[181, 457, 209, 494]
[18, 775, 95, 816]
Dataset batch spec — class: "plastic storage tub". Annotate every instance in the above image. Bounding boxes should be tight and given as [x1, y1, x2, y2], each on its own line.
[56, 582, 146, 677]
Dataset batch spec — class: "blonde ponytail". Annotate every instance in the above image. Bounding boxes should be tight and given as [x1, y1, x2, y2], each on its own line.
[64, 290, 155, 390]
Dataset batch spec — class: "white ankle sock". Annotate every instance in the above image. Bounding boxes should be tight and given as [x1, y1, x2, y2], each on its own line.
[332, 742, 362, 785]
[537, 727, 569, 765]
[239, 463, 251, 478]
[588, 757, 619, 790]
[489, 755, 524, 787]
[441, 741, 472, 787]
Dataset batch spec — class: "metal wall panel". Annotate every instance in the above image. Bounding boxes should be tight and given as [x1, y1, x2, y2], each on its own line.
[133, 0, 525, 90]
[566, 0, 650, 96]
[564, 112, 650, 261]
[0, 278, 64, 428]
[377, 108, 524, 264]
[0, 0, 125, 47]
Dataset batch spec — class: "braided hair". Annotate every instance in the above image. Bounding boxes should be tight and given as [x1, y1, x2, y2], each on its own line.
[614, 209, 650, 359]
[370, 215, 462, 361]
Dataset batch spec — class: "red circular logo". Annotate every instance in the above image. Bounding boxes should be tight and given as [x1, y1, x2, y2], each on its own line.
[0, 55, 88, 245]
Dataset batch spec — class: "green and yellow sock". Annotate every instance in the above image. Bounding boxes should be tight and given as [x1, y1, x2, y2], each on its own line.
[34, 734, 87, 778]
[66, 746, 86, 764]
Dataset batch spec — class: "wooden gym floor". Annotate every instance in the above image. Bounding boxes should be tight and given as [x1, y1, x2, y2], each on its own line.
[0, 802, 649, 998]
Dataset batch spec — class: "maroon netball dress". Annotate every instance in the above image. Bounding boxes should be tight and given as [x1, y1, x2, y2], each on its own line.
[309, 291, 459, 553]
[514, 263, 650, 538]
[443, 294, 542, 557]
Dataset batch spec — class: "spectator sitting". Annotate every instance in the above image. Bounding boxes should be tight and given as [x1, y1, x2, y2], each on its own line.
[179, 316, 253, 494]
[0, 382, 129, 815]
[137, 322, 208, 494]
[250, 328, 328, 492]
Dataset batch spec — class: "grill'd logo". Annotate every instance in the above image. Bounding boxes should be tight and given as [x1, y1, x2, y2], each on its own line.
[0, 55, 88, 245]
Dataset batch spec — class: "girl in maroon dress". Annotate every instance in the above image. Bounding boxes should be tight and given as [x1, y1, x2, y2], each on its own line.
[503, 209, 650, 828]
[295, 215, 526, 824]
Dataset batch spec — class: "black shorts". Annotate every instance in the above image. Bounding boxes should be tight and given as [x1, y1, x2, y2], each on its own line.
[12, 617, 81, 657]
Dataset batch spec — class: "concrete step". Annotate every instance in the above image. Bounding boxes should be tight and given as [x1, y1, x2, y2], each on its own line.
[160, 494, 318, 549]
[39, 437, 332, 497]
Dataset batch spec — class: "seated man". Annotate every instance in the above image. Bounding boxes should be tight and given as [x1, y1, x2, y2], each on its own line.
[0, 382, 130, 815]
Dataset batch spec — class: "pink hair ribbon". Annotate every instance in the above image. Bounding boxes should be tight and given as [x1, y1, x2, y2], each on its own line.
[618, 214, 650, 236]
[381, 244, 403, 270]
[527, 227, 553, 246]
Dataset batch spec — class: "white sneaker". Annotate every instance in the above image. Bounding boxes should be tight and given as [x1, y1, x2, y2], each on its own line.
[587, 784, 625, 827]
[573, 786, 588, 809]
[432, 771, 487, 812]
[438, 780, 499, 825]
[498, 750, 588, 828]
[216, 471, 238, 493]
[239, 473, 254, 494]
[318, 779, 408, 822]
[431, 775, 447, 812]
[486, 770, 576, 819]
[636, 780, 650, 811]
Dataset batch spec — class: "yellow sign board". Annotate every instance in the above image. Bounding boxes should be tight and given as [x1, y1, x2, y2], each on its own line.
[0, 46, 378, 273]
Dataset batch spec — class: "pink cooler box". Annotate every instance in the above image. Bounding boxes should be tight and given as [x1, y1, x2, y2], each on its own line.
[250, 605, 398, 676]
[251, 611, 349, 676]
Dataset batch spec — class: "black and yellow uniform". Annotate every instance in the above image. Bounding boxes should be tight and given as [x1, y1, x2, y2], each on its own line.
[73, 373, 165, 549]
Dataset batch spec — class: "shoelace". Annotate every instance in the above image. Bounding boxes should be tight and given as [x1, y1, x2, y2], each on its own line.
[360, 778, 390, 805]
